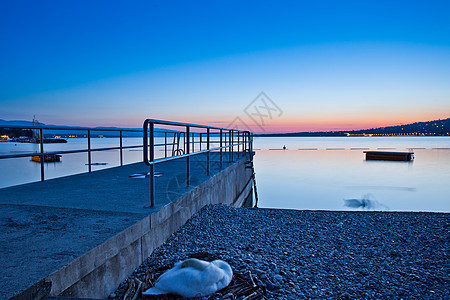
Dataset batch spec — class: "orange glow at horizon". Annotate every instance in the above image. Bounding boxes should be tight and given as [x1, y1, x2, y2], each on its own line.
[80, 111, 449, 134]
[194, 113, 450, 134]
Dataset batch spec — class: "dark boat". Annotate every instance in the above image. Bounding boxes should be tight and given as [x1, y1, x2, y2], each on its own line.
[37, 138, 68, 143]
[31, 154, 62, 163]
[364, 151, 414, 161]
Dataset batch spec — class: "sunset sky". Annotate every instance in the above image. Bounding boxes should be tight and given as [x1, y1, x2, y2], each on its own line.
[1, 0, 449, 133]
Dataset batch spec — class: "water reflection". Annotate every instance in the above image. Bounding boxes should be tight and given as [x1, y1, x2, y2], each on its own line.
[253, 146, 450, 212]
[343, 194, 389, 210]
[344, 198, 372, 209]
[345, 185, 416, 192]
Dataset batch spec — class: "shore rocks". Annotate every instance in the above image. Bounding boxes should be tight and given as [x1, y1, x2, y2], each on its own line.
[113, 205, 449, 299]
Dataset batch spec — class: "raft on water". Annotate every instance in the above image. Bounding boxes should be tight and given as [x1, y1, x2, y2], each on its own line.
[364, 151, 414, 161]
[31, 154, 62, 163]
[37, 138, 68, 143]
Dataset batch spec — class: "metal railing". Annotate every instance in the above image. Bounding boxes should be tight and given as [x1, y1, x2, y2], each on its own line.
[143, 119, 253, 207]
[0, 125, 144, 182]
[0, 121, 254, 206]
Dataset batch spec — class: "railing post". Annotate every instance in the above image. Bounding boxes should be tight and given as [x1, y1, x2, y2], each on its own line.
[229, 129, 232, 163]
[164, 132, 167, 158]
[171, 132, 176, 156]
[39, 128, 44, 181]
[206, 128, 210, 176]
[245, 131, 249, 154]
[149, 122, 155, 207]
[250, 132, 253, 154]
[119, 130, 123, 166]
[199, 133, 202, 151]
[247, 132, 249, 154]
[186, 126, 190, 187]
[224, 132, 227, 152]
[220, 129, 223, 168]
[237, 131, 240, 157]
[143, 121, 148, 164]
[245, 131, 248, 153]
[240, 131, 242, 156]
[87, 129, 91, 172]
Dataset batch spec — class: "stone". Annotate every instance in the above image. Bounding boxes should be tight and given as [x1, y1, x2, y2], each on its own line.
[274, 274, 283, 282]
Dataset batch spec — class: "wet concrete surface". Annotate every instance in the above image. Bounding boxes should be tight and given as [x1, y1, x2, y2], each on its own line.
[0, 152, 248, 299]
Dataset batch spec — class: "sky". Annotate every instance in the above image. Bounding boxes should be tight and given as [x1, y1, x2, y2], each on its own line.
[1, 0, 450, 133]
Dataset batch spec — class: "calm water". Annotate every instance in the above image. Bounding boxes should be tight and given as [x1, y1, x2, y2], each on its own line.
[253, 137, 450, 212]
[0, 138, 145, 187]
[0, 136, 218, 188]
[1, 137, 449, 212]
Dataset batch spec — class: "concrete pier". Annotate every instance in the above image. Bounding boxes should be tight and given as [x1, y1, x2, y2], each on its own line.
[0, 152, 253, 299]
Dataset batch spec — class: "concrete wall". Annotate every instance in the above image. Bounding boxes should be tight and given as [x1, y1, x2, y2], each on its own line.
[44, 155, 253, 299]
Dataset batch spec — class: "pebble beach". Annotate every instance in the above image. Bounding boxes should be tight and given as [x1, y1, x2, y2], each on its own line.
[113, 205, 449, 299]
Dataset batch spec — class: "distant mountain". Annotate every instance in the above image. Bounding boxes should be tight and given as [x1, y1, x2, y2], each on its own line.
[258, 118, 450, 137]
[0, 119, 38, 127]
[0, 119, 140, 137]
[0, 119, 179, 137]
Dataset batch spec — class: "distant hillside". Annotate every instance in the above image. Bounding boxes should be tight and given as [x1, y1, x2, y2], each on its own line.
[258, 118, 450, 137]
[350, 118, 450, 136]
[0, 119, 141, 137]
[0, 119, 180, 137]
[0, 119, 37, 127]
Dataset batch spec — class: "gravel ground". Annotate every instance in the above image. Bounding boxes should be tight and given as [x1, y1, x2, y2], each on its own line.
[113, 205, 449, 299]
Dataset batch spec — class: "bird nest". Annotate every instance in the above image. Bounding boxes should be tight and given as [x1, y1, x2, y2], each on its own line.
[121, 252, 267, 300]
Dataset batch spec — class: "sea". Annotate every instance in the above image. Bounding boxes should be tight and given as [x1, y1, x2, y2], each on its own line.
[1, 136, 449, 212]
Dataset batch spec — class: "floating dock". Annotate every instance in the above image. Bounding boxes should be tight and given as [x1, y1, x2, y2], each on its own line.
[364, 151, 414, 161]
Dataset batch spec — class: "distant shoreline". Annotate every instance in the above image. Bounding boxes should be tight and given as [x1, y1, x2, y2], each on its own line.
[256, 118, 450, 137]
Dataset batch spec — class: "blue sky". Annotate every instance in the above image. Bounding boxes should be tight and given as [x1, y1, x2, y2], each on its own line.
[1, 0, 449, 132]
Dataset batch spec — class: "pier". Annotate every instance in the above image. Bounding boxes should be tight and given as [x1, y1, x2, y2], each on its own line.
[0, 120, 254, 299]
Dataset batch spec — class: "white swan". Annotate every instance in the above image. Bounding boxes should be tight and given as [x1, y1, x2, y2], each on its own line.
[142, 258, 233, 298]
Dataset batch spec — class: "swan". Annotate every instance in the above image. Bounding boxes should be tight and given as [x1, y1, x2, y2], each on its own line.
[142, 258, 233, 298]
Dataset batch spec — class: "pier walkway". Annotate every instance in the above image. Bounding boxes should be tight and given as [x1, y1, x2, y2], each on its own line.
[0, 152, 252, 299]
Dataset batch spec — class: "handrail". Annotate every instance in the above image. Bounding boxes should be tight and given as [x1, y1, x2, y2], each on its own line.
[0, 124, 148, 183]
[0, 124, 142, 132]
[0, 120, 254, 208]
[143, 118, 247, 131]
[144, 142, 247, 165]
[0, 145, 143, 160]
[143, 119, 253, 207]
[143, 119, 250, 165]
